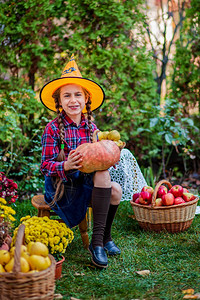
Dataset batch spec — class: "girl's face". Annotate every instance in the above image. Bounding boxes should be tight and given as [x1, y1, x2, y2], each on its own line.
[60, 84, 87, 122]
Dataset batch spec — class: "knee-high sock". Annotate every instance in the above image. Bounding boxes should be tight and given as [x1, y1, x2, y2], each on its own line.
[103, 204, 119, 245]
[91, 187, 111, 248]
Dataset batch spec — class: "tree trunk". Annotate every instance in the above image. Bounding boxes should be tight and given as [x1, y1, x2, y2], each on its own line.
[28, 71, 35, 90]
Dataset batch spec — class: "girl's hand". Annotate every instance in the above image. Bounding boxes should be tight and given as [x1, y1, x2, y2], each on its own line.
[64, 150, 83, 171]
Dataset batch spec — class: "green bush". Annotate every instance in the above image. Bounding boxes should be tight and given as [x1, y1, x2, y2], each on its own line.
[0, 88, 49, 197]
[146, 99, 199, 179]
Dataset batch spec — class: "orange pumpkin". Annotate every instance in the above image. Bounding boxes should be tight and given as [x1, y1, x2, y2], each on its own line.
[75, 140, 121, 173]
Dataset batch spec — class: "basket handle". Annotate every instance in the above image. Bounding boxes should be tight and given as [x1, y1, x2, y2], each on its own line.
[151, 180, 173, 208]
[12, 223, 25, 273]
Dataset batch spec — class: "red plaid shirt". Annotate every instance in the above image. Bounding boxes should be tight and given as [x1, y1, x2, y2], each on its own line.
[40, 110, 97, 182]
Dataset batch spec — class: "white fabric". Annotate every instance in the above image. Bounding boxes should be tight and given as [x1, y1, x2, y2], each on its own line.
[109, 148, 147, 201]
[195, 206, 200, 215]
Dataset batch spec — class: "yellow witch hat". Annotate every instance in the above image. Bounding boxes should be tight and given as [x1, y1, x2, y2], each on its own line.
[40, 54, 105, 114]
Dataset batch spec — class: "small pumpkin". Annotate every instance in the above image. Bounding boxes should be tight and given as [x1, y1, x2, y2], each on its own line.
[75, 139, 121, 173]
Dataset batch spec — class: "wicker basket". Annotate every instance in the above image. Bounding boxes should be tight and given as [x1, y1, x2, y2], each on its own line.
[0, 224, 56, 300]
[130, 180, 199, 233]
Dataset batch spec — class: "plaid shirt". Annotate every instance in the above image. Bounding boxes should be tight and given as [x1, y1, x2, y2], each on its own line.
[40, 110, 97, 182]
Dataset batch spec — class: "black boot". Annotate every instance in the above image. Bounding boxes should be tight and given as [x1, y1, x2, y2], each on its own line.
[89, 187, 111, 268]
[103, 204, 121, 256]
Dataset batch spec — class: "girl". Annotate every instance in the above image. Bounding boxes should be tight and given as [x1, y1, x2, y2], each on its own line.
[39, 55, 122, 268]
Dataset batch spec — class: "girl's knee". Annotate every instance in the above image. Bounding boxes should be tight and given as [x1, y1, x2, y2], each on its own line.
[93, 170, 111, 188]
[111, 182, 122, 205]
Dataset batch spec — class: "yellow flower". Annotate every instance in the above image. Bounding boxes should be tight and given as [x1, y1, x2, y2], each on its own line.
[8, 215, 16, 222]
[0, 198, 7, 204]
[54, 245, 60, 252]
[49, 231, 55, 238]
[64, 241, 69, 248]
[54, 236, 60, 244]
[12, 216, 74, 260]
[62, 237, 67, 244]
[0, 200, 16, 226]
[20, 215, 31, 222]
[41, 232, 48, 239]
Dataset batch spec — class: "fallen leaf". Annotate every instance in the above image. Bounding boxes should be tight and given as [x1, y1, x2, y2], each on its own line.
[183, 289, 195, 295]
[74, 272, 85, 276]
[183, 295, 199, 299]
[136, 270, 150, 276]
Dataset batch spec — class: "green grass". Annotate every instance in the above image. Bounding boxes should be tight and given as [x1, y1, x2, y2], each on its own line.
[14, 199, 200, 300]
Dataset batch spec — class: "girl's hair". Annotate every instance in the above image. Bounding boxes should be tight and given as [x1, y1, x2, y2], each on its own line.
[49, 85, 93, 206]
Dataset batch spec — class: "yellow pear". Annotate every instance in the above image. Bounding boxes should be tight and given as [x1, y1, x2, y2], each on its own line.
[0, 264, 5, 273]
[20, 257, 30, 273]
[0, 250, 11, 266]
[44, 256, 51, 268]
[29, 255, 49, 271]
[10, 245, 27, 257]
[27, 241, 35, 253]
[97, 131, 104, 141]
[107, 130, 121, 141]
[115, 140, 124, 147]
[5, 257, 14, 272]
[21, 245, 27, 254]
[21, 251, 31, 264]
[28, 270, 38, 273]
[103, 131, 110, 139]
[29, 242, 49, 257]
[9, 246, 15, 257]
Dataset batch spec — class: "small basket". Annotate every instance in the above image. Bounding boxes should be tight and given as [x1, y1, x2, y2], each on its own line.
[0, 224, 56, 300]
[130, 180, 199, 233]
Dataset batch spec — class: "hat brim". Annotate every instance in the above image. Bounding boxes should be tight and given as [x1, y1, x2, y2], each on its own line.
[40, 77, 105, 114]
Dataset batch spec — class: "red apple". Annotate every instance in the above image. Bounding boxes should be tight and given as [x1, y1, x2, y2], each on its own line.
[162, 193, 175, 206]
[182, 192, 196, 202]
[138, 191, 152, 205]
[169, 185, 183, 197]
[133, 192, 140, 202]
[174, 197, 185, 205]
[142, 186, 154, 195]
[183, 188, 189, 193]
[157, 185, 168, 198]
[134, 198, 140, 204]
[155, 198, 163, 206]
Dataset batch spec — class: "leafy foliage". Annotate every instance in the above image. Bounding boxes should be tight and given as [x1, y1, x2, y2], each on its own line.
[171, 0, 200, 114]
[169, 0, 200, 176]
[0, 88, 47, 196]
[0, 0, 65, 89]
[148, 99, 199, 179]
